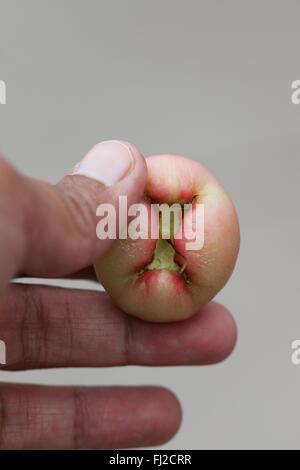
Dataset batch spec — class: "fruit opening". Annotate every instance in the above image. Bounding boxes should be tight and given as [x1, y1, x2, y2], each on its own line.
[146, 238, 182, 273]
[145, 209, 186, 275]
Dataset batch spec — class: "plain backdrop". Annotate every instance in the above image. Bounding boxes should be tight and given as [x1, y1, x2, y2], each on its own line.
[0, 0, 300, 449]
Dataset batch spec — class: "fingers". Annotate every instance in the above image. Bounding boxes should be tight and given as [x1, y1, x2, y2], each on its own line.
[0, 384, 181, 449]
[0, 141, 147, 289]
[1, 284, 237, 369]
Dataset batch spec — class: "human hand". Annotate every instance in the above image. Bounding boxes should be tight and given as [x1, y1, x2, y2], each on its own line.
[0, 140, 237, 449]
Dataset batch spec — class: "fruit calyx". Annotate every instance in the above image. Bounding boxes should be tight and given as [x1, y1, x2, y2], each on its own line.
[145, 238, 183, 273]
[144, 207, 187, 276]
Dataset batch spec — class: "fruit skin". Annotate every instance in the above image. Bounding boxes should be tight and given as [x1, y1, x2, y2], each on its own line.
[94, 154, 240, 323]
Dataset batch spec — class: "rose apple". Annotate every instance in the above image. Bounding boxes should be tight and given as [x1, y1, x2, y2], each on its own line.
[94, 154, 240, 322]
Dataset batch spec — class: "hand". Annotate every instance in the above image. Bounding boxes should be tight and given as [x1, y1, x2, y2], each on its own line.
[0, 140, 237, 449]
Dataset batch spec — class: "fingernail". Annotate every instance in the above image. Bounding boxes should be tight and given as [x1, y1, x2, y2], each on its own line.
[69, 140, 134, 186]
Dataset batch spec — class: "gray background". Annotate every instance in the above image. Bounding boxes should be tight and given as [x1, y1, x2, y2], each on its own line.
[0, 0, 300, 449]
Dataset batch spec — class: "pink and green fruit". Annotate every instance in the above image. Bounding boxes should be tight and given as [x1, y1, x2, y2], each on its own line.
[94, 154, 240, 323]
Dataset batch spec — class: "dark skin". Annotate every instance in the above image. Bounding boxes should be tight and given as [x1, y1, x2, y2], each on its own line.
[0, 142, 237, 449]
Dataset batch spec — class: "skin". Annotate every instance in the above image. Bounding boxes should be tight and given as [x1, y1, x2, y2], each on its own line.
[95, 155, 240, 322]
[0, 142, 237, 449]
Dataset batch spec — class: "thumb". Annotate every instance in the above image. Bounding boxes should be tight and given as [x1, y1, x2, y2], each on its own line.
[4, 140, 147, 280]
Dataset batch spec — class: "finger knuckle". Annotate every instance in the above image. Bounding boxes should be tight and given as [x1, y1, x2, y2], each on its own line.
[60, 187, 97, 242]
